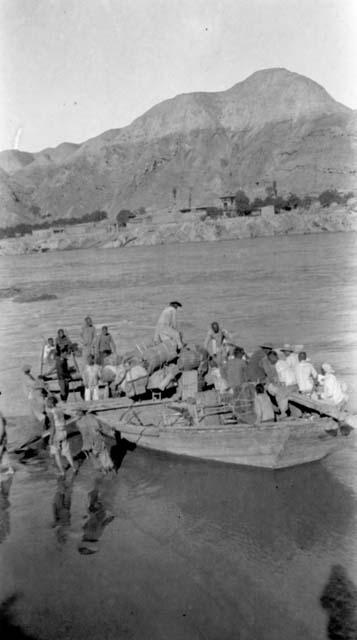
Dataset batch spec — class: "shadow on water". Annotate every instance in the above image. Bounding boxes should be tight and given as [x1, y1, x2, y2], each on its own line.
[144, 452, 356, 558]
[0, 595, 38, 640]
[320, 565, 357, 639]
[109, 432, 136, 472]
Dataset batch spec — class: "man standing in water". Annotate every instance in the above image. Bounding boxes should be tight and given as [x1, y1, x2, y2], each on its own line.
[80, 316, 97, 364]
[22, 365, 48, 425]
[154, 301, 183, 349]
[46, 396, 75, 476]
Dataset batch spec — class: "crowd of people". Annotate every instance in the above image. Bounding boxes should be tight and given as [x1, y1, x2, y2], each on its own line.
[16, 301, 350, 475]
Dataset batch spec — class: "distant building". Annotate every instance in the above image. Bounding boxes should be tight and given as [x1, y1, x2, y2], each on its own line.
[219, 195, 236, 213]
[32, 228, 50, 239]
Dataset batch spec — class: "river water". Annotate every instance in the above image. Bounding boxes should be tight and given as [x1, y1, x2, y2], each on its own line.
[0, 233, 356, 639]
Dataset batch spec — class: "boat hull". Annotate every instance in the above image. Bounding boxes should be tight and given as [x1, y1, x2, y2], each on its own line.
[95, 408, 348, 469]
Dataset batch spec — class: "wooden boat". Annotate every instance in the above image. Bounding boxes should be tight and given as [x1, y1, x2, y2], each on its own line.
[56, 390, 353, 470]
[34, 352, 354, 470]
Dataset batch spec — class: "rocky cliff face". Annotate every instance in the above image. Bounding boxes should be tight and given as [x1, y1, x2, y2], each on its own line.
[0, 68, 356, 227]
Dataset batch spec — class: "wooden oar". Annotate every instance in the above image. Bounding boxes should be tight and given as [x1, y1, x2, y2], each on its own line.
[40, 342, 45, 376]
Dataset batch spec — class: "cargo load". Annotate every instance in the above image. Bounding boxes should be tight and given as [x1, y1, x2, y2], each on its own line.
[141, 340, 178, 374]
[177, 345, 201, 371]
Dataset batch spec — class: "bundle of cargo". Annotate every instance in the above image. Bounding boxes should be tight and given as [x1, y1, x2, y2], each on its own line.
[147, 363, 180, 391]
[140, 340, 178, 375]
[123, 364, 148, 398]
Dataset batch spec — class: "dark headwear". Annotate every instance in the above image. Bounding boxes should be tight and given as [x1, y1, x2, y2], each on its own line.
[169, 301, 182, 308]
[259, 342, 274, 350]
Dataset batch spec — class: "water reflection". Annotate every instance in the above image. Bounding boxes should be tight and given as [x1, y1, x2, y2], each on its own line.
[52, 475, 74, 544]
[78, 475, 116, 555]
[0, 475, 13, 544]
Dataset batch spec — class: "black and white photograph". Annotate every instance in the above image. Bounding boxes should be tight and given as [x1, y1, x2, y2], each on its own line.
[0, 1, 356, 638]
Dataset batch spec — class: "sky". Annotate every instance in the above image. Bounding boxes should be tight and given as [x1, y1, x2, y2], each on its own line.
[0, 0, 356, 152]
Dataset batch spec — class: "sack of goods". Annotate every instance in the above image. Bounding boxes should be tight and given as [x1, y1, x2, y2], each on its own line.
[141, 340, 178, 375]
[101, 365, 117, 383]
[177, 345, 201, 371]
[124, 365, 148, 397]
[147, 364, 180, 391]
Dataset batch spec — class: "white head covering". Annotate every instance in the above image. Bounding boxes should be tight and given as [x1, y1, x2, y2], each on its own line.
[294, 344, 304, 353]
[281, 343, 294, 352]
[321, 362, 335, 374]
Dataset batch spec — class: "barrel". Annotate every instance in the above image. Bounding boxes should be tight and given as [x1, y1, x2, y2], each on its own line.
[141, 340, 177, 374]
[177, 347, 201, 371]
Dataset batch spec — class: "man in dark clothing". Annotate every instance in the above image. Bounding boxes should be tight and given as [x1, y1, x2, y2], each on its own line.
[247, 343, 274, 382]
[55, 347, 71, 401]
[56, 329, 72, 355]
[224, 346, 247, 394]
[96, 326, 116, 366]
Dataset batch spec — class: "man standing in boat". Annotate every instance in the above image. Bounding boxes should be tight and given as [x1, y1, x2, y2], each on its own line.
[80, 316, 97, 364]
[204, 321, 231, 364]
[154, 301, 183, 350]
[95, 326, 117, 366]
[247, 342, 274, 382]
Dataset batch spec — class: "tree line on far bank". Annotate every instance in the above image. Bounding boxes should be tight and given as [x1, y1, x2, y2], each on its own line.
[0, 206, 148, 239]
[0, 188, 354, 239]
[230, 188, 354, 217]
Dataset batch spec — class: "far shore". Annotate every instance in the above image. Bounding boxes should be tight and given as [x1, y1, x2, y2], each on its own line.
[1, 201, 357, 256]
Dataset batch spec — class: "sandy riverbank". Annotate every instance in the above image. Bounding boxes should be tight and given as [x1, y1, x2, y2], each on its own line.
[1, 201, 357, 255]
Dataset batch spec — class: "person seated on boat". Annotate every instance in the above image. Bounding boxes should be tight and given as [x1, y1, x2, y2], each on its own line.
[254, 383, 275, 423]
[22, 364, 49, 425]
[263, 351, 291, 418]
[195, 346, 210, 392]
[279, 344, 296, 368]
[223, 346, 247, 395]
[0, 392, 14, 476]
[208, 357, 229, 393]
[82, 355, 101, 402]
[276, 348, 297, 387]
[247, 342, 274, 382]
[295, 351, 318, 394]
[154, 301, 183, 350]
[55, 329, 73, 355]
[318, 363, 349, 408]
[95, 326, 117, 366]
[42, 337, 56, 376]
[55, 346, 71, 402]
[46, 396, 75, 476]
[204, 322, 231, 364]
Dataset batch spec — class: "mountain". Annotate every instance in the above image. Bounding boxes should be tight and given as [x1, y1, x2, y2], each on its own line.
[0, 68, 356, 227]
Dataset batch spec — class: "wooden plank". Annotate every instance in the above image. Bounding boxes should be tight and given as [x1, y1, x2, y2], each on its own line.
[62, 397, 172, 413]
[287, 392, 344, 421]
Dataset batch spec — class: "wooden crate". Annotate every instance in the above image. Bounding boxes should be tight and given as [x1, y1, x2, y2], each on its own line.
[182, 370, 198, 400]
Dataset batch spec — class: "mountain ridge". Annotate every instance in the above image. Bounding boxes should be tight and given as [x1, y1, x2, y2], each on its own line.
[0, 68, 356, 227]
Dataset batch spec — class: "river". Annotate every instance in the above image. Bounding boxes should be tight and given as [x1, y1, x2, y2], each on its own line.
[0, 233, 356, 639]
